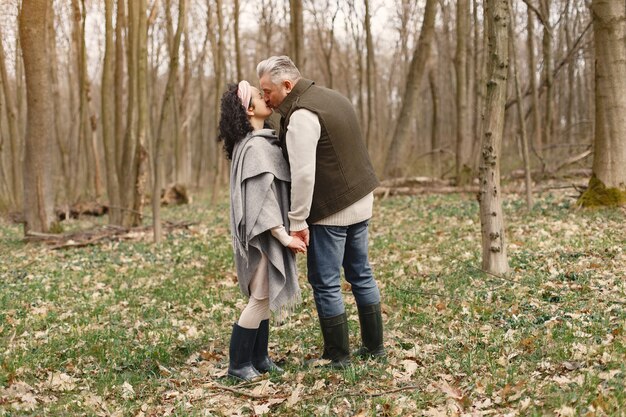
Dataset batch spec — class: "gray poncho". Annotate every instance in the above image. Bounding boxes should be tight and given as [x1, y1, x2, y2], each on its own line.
[229, 129, 301, 313]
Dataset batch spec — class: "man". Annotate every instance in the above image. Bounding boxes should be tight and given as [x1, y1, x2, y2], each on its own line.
[257, 55, 385, 367]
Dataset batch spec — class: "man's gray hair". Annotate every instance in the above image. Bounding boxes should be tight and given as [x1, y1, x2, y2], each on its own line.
[257, 56, 302, 85]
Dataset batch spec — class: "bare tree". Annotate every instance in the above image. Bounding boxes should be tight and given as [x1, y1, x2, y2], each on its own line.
[579, 0, 626, 206]
[72, 0, 103, 200]
[0, 24, 22, 207]
[478, 0, 509, 275]
[153, 0, 185, 243]
[103, 0, 122, 225]
[509, 2, 533, 209]
[364, 0, 377, 148]
[455, 0, 471, 185]
[383, 0, 437, 178]
[289, 0, 305, 69]
[19, 0, 56, 234]
[526, 5, 543, 162]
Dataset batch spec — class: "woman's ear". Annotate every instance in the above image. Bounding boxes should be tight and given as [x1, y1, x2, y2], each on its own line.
[246, 105, 255, 117]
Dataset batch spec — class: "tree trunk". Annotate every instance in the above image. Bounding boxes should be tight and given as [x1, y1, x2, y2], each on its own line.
[208, 0, 226, 204]
[383, 0, 437, 179]
[289, 0, 305, 69]
[0, 26, 22, 207]
[115, 0, 126, 180]
[526, 6, 543, 162]
[73, 0, 103, 200]
[47, 3, 71, 205]
[19, 0, 56, 234]
[234, 0, 242, 81]
[153, 0, 185, 243]
[364, 0, 377, 150]
[478, 0, 509, 275]
[428, 68, 441, 178]
[133, 0, 149, 225]
[579, 0, 626, 206]
[103, 0, 122, 225]
[509, 2, 533, 210]
[455, 0, 471, 185]
[539, 0, 553, 162]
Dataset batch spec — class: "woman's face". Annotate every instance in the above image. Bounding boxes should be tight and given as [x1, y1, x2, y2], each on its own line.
[249, 86, 272, 119]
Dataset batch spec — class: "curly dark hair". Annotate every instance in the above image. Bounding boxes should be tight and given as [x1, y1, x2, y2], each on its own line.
[218, 83, 253, 160]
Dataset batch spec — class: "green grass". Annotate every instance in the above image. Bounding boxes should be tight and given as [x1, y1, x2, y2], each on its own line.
[1, 190, 625, 415]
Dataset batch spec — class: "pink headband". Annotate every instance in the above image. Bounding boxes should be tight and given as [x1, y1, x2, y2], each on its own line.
[237, 80, 252, 109]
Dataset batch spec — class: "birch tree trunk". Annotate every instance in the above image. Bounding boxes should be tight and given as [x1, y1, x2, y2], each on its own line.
[20, 0, 56, 234]
[383, 0, 437, 179]
[579, 0, 626, 206]
[478, 0, 509, 275]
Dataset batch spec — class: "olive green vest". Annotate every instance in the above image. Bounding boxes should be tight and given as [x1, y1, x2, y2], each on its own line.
[277, 79, 379, 223]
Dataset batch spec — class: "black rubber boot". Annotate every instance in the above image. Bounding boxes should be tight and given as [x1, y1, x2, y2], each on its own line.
[227, 323, 262, 381]
[319, 312, 351, 368]
[252, 319, 284, 374]
[354, 303, 386, 358]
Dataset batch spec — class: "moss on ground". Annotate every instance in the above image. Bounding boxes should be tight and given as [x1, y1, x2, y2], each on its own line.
[577, 174, 626, 207]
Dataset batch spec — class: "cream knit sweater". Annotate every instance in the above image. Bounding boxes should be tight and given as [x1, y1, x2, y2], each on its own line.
[285, 108, 373, 232]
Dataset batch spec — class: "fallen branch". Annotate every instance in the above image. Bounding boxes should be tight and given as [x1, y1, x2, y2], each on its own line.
[25, 221, 196, 249]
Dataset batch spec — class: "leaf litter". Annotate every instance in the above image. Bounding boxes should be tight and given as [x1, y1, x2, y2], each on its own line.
[1, 191, 625, 415]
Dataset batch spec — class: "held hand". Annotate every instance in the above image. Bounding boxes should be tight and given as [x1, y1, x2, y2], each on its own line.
[287, 236, 307, 254]
[290, 228, 310, 246]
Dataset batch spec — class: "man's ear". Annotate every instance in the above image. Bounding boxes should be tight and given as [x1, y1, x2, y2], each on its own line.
[284, 80, 294, 93]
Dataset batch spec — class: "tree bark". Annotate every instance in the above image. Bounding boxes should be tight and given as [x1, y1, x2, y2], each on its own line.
[0, 26, 22, 207]
[579, 0, 626, 204]
[539, 0, 553, 160]
[428, 68, 441, 178]
[455, 0, 471, 185]
[509, 2, 533, 209]
[208, 0, 226, 204]
[526, 6, 543, 161]
[383, 0, 437, 179]
[115, 0, 126, 180]
[19, 0, 56, 234]
[478, 0, 509, 275]
[234, 0, 242, 81]
[153, 0, 185, 243]
[103, 0, 122, 225]
[364, 0, 377, 150]
[289, 0, 305, 69]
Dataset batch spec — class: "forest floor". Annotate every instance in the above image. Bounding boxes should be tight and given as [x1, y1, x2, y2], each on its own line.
[1, 188, 625, 416]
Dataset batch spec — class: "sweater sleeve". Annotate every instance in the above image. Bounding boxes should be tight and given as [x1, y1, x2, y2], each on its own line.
[270, 225, 293, 246]
[285, 109, 321, 231]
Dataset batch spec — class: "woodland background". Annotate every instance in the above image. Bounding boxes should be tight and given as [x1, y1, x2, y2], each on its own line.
[1, 0, 626, 415]
[1, 0, 620, 229]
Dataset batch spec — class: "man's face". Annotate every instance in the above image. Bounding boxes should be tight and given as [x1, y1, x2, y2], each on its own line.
[259, 74, 291, 109]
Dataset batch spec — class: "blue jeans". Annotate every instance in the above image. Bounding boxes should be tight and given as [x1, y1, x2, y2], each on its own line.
[307, 220, 381, 318]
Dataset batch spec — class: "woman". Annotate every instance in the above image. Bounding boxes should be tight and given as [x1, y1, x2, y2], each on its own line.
[219, 81, 306, 382]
